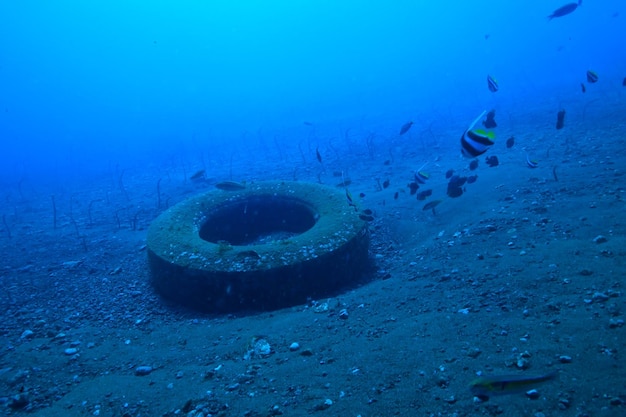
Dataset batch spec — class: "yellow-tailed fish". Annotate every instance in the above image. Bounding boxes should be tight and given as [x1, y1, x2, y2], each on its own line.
[470, 372, 558, 399]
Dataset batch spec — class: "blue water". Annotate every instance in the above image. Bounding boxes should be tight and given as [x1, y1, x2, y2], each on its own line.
[1, 1, 623, 182]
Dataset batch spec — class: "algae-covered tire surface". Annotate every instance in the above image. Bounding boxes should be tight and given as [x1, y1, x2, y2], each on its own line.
[147, 181, 370, 313]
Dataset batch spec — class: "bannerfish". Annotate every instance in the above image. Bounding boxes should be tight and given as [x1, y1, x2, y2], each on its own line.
[415, 171, 430, 184]
[487, 75, 499, 92]
[556, 109, 566, 130]
[469, 159, 479, 170]
[482, 109, 497, 128]
[548, 1, 582, 20]
[586, 70, 598, 83]
[506, 136, 515, 148]
[408, 181, 419, 195]
[399, 121, 413, 135]
[461, 110, 496, 157]
[470, 372, 558, 400]
[526, 155, 539, 168]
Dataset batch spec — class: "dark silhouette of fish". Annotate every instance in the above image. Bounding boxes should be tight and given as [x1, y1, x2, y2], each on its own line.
[556, 109, 566, 130]
[548, 0, 582, 20]
[581, 83, 586, 93]
[399, 121, 413, 135]
[586, 70, 598, 83]
[482, 109, 497, 128]
[316, 147, 322, 163]
[506, 136, 515, 149]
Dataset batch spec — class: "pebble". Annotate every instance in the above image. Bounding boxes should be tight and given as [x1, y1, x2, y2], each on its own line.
[525, 389, 540, 399]
[289, 342, 300, 351]
[593, 235, 608, 244]
[592, 292, 609, 303]
[559, 355, 572, 363]
[338, 309, 349, 319]
[20, 330, 34, 340]
[609, 318, 624, 328]
[135, 366, 153, 376]
[64, 348, 78, 355]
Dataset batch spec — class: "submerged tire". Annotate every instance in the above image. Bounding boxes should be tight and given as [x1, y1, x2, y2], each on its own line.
[147, 181, 370, 313]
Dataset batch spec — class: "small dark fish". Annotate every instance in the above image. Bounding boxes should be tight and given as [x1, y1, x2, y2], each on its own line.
[316, 147, 322, 163]
[484, 34, 490, 40]
[469, 159, 479, 170]
[467, 175, 478, 184]
[422, 199, 443, 215]
[361, 208, 373, 216]
[399, 121, 414, 135]
[586, 70, 598, 83]
[416, 189, 432, 201]
[470, 372, 558, 399]
[482, 109, 497, 128]
[487, 75, 498, 92]
[449, 175, 467, 187]
[445, 169, 454, 179]
[215, 181, 246, 191]
[556, 109, 566, 130]
[548, 1, 582, 20]
[359, 214, 375, 222]
[190, 169, 206, 181]
[623, 77, 626, 86]
[304, 121, 314, 126]
[506, 136, 515, 148]
[580, 82, 586, 93]
[486, 155, 499, 167]
[382, 179, 390, 189]
[408, 182, 419, 195]
[447, 184, 464, 198]
[359, 192, 366, 198]
[394, 191, 399, 200]
[447, 175, 467, 198]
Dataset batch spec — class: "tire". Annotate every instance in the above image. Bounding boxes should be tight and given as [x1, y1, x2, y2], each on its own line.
[147, 181, 370, 313]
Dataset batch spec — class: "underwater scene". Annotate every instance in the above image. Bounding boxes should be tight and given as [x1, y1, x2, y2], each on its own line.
[1, 1, 625, 416]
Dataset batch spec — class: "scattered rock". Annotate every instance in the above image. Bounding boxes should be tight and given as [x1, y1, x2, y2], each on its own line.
[593, 235, 608, 244]
[135, 366, 153, 376]
[289, 342, 300, 351]
[20, 330, 34, 340]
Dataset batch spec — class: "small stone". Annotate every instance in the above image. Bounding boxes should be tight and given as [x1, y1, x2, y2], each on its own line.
[135, 366, 153, 376]
[559, 355, 572, 363]
[609, 397, 624, 406]
[579, 269, 593, 276]
[64, 348, 78, 355]
[525, 389, 540, 399]
[289, 342, 300, 351]
[20, 330, 34, 340]
[313, 399, 333, 411]
[609, 318, 624, 328]
[338, 309, 349, 319]
[593, 235, 608, 244]
[592, 292, 609, 303]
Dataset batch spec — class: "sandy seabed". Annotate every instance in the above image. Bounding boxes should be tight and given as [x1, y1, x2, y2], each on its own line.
[1, 97, 625, 417]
